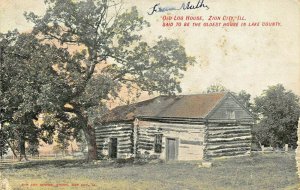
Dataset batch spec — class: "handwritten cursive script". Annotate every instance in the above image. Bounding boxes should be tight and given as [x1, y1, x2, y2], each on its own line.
[148, 0, 209, 15]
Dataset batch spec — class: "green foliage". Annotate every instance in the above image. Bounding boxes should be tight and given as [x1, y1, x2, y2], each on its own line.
[205, 84, 227, 93]
[24, 0, 194, 100]
[232, 90, 253, 111]
[253, 84, 300, 148]
[27, 141, 39, 156]
[0, 31, 74, 159]
[24, 0, 194, 160]
[75, 130, 88, 153]
[205, 84, 253, 111]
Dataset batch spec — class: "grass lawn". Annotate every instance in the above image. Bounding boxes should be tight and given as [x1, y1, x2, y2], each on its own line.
[1, 152, 299, 190]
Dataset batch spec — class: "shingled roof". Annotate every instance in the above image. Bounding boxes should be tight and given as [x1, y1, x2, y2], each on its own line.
[101, 92, 228, 122]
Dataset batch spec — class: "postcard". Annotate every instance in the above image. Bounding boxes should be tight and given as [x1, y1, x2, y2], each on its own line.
[0, 0, 299, 189]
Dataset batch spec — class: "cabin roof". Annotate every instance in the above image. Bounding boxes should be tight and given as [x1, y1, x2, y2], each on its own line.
[101, 92, 228, 122]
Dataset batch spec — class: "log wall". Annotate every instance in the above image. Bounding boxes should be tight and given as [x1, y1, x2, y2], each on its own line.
[137, 121, 205, 161]
[95, 122, 133, 159]
[204, 123, 252, 159]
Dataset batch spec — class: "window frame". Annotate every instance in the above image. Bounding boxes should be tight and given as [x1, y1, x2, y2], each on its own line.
[154, 134, 163, 153]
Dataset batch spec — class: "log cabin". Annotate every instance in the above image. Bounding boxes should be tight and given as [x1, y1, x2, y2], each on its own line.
[95, 92, 255, 161]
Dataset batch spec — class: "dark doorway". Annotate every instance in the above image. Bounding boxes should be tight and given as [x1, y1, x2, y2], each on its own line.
[166, 138, 177, 161]
[109, 138, 118, 158]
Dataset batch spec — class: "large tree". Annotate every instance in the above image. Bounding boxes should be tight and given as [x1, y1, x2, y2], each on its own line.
[0, 31, 71, 160]
[253, 84, 300, 148]
[25, 0, 195, 160]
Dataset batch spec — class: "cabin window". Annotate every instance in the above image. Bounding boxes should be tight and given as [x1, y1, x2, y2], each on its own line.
[226, 110, 236, 119]
[154, 134, 163, 153]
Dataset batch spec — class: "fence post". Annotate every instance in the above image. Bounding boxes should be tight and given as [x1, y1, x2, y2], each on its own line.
[285, 144, 288, 152]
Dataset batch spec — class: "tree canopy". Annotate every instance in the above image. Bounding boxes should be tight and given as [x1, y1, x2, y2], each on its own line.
[24, 0, 195, 160]
[0, 30, 72, 159]
[204, 84, 227, 94]
[253, 84, 300, 148]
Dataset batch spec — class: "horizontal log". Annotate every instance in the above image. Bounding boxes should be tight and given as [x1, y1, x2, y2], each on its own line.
[96, 124, 132, 128]
[138, 138, 153, 141]
[95, 125, 133, 128]
[118, 150, 133, 156]
[138, 132, 154, 136]
[95, 130, 132, 134]
[95, 133, 132, 138]
[206, 143, 251, 150]
[153, 125, 204, 131]
[208, 126, 251, 131]
[95, 137, 131, 142]
[206, 139, 251, 145]
[118, 146, 133, 150]
[208, 129, 251, 135]
[145, 127, 158, 130]
[138, 141, 154, 146]
[138, 133, 156, 137]
[208, 133, 251, 139]
[207, 136, 252, 143]
[207, 120, 253, 124]
[137, 146, 153, 151]
[118, 149, 132, 153]
[138, 143, 153, 148]
[96, 125, 132, 129]
[95, 130, 132, 135]
[95, 128, 133, 133]
[180, 140, 203, 145]
[206, 147, 251, 154]
[159, 129, 190, 133]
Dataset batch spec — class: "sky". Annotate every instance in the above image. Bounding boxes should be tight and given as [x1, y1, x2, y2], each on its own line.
[0, 0, 299, 98]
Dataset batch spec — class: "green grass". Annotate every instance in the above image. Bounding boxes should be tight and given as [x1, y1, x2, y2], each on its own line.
[1, 152, 300, 190]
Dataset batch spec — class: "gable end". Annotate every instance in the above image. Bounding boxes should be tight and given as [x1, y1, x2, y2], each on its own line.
[206, 93, 254, 121]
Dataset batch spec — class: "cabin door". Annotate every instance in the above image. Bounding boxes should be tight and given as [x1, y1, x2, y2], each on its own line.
[166, 138, 177, 161]
[109, 138, 118, 158]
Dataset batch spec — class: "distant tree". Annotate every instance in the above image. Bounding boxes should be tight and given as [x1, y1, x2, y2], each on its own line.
[205, 85, 252, 111]
[25, 0, 195, 160]
[232, 90, 253, 111]
[26, 132, 40, 157]
[205, 84, 227, 93]
[27, 142, 39, 157]
[54, 123, 72, 157]
[53, 140, 69, 157]
[76, 131, 88, 154]
[253, 84, 300, 148]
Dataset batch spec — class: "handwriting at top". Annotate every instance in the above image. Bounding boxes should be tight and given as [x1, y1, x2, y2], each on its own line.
[148, 0, 210, 15]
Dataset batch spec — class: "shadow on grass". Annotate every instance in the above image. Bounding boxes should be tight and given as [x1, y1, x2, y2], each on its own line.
[0, 157, 156, 170]
[0, 159, 88, 169]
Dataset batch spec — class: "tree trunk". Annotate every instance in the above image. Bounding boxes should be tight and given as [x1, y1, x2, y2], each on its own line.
[74, 109, 97, 161]
[6, 140, 18, 158]
[82, 124, 97, 161]
[18, 137, 28, 161]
